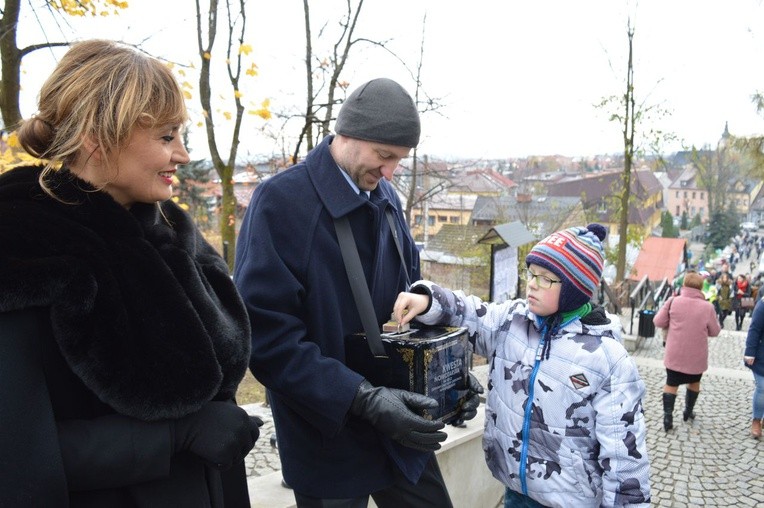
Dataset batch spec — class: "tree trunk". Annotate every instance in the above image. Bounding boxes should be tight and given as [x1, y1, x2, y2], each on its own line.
[0, 0, 23, 129]
[616, 25, 635, 284]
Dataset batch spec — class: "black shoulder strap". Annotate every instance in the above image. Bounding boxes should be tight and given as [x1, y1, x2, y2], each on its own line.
[385, 208, 411, 289]
[333, 216, 388, 358]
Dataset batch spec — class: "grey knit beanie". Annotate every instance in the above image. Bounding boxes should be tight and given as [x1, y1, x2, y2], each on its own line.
[334, 78, 420, 148]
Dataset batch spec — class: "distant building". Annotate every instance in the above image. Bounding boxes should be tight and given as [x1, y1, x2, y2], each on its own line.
[470, 194, 585, 239]
[408, 166, 516, 239]
[665, 166, 709, 223]
[418, 223, 491, 299]
[410, 193, 477, 239]
[545, 169, 663, 236]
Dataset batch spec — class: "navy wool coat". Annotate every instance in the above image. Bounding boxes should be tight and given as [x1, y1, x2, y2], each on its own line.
[233, 135, 427, 498]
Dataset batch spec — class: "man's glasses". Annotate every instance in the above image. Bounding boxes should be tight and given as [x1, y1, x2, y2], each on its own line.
[523, 269, 562, 290]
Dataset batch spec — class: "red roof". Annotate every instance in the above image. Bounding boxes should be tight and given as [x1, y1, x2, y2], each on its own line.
[630, 237, 686, 282]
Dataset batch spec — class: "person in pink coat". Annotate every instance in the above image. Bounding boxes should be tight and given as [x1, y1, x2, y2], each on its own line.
[653, 271, 722, 432]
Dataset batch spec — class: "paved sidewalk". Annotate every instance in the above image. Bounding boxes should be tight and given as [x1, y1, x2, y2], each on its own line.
[242, 316, 764, 507]
[628, 317, 764, 507]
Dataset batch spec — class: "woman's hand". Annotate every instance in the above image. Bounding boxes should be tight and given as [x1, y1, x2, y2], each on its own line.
[745, 356, 755, 366]
[393, 292, 430, 326]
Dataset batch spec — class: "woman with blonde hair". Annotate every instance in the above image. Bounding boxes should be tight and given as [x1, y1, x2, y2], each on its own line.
[0, 39, 259, 506]
[654, 271, 722, 432]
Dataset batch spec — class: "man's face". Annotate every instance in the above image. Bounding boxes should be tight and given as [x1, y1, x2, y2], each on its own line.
[331, 135, 411, 191]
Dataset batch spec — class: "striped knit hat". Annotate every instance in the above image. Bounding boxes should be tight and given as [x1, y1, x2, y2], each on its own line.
[525, 223, 607, 312]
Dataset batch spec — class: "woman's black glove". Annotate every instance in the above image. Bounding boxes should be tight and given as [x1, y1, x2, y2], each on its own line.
[451, 372, 484, 426]
[172, 401, 263, 470]
[350, 380, 447, 451]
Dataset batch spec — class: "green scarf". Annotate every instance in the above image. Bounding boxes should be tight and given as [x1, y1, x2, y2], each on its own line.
[560, 302, 592, 326]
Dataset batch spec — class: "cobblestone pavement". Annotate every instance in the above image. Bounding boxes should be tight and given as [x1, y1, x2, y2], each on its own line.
[241, 402, 279, 479]
[242, 312, 764, 507]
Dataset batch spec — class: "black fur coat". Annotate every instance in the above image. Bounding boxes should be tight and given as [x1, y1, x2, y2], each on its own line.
[0, 165, 251, 421]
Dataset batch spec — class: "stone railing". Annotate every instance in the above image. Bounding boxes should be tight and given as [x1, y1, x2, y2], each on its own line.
[247, 365, 504, 508]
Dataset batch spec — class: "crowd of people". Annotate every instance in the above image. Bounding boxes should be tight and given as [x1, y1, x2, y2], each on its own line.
[679, 229, 764, 331]
[668, 230, 764, 442]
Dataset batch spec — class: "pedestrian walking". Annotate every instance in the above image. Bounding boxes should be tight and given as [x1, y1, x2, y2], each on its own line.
[733, 274, 752, 331]
[653, 271, 722, 432]
[717, 272, 734, 328]
[744, 297, 764, 438]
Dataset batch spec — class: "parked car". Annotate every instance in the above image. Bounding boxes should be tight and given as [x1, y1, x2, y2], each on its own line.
[741, 221, 758, 232]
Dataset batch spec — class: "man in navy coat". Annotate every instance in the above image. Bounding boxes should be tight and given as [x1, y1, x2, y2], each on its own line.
[234, 78, 478, 507]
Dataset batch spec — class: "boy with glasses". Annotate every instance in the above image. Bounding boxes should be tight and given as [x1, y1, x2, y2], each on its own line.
[392, 224, 651, 508]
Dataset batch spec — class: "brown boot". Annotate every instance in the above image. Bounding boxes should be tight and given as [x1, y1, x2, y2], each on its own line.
[752, 419, 762, 439]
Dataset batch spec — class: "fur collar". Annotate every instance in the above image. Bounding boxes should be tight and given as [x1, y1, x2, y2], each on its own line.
[0, 166, 251, 421]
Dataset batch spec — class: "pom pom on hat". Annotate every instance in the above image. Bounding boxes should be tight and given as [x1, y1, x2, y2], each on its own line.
[525, 223, 607, 312]
[335, 78, 421, 148]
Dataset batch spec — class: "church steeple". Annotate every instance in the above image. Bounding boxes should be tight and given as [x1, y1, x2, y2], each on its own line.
[722, 121, 730, 139]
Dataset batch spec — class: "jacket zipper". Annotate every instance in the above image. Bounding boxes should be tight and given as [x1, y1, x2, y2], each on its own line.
[520, 324, 546, 495]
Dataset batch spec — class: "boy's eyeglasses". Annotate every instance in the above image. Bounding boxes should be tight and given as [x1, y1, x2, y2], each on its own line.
[523, 269, 562, 290]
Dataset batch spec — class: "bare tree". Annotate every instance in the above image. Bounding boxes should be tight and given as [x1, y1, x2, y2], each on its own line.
[597, 18, 673, 283]
[195, 0, 248, 269]
[729, 93, 764, 176]
[387, 13, 447, 227]
[293, 0, 366, 163]
[298, 0, 315, 158]
[690, 143, 731, 218]
[0, 0, 125, 129]
[612, 23, 636, 284]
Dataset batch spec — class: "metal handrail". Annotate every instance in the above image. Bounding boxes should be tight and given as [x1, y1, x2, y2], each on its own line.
[595, 279, 621, 315]
[653, 278, 673, 308]
[628, 275, 654, 335]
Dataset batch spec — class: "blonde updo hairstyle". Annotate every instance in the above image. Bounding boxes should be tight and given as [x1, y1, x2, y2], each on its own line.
[17, 39, 188, 197]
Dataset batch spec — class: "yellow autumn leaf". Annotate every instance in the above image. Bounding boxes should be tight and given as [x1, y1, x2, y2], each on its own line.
[248, 108, 272, 120]
[234, 90, 243, 99]
[203, 52, 212, 60]
[246, 62, 259, 77]
[6, 132, 20, 148]
[223, 111, 232, 120]
[239, 44, 253, 56]
[52, 0, 127, 17]
[183, 90, 193, 100]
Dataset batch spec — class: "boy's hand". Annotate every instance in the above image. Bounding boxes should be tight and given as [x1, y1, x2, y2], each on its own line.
[393, 292, 430, 325]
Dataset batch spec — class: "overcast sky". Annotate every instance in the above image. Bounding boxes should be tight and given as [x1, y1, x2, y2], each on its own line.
[16, 0, 764, 160]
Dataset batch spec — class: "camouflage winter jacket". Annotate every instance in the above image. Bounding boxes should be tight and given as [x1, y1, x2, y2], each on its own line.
[409, 281, 651, 508]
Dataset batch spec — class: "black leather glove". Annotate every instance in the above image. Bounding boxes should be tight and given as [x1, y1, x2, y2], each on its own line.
[350, 380, 447, 451]
[451, 372, 484, 427]
[172, 401, 263, 470]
